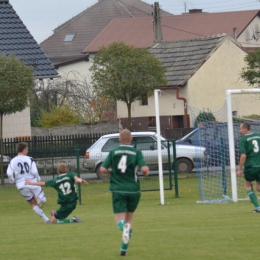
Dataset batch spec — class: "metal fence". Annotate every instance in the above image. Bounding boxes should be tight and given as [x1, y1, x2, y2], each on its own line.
[0, 139, 179, 201]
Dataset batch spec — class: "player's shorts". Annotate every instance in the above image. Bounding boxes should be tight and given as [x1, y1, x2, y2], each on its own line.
[19, 185, 46, 202]
[244, 166, 260, 182]
[112, 191, 141, 213]
[55, 200, 77, 219]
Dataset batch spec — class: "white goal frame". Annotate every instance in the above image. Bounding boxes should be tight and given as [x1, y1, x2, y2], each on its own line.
[227, 89, 260, 202]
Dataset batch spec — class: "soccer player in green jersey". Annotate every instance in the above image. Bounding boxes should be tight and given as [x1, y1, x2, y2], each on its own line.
[100, 129, 149, 256]
[237, 122, 260, 213]
[25, 163, 88, 223]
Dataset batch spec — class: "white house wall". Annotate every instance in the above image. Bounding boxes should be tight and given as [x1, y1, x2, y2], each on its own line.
[3, 107, 31, 138]
[237, 15, 260, 47]
[117, 88, 185, 119]
[186, 38, 255, 119]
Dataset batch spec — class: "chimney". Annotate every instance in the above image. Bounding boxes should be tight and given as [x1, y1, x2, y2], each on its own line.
[189, 9, 203, 14]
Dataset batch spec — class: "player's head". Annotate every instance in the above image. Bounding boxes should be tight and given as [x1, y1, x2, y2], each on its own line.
[240, 122, 251, 135]
[17, 142, 28, 155]
[119, 129, 133, 145]
[57, 163, 68, 174]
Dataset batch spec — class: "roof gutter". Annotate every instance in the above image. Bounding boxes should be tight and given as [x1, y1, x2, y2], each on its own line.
[174, 87, 189, 128]
[34, 75, 60, 80]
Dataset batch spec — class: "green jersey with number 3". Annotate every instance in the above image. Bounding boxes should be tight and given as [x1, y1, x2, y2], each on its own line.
[45, 172, 78, 204]
[102, 145, 147, 192]
[239, 132, 260, 168]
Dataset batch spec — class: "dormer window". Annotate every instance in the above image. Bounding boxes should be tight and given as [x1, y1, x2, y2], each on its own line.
[64, 33, 75, 42]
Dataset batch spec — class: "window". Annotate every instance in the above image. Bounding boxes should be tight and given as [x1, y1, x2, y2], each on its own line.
[147, 117, 156, 127]
[102, 138, 119, 152]
[132, 136, 158, 150]
[140, 97, 148, 106]
[64, 33, 76, 42]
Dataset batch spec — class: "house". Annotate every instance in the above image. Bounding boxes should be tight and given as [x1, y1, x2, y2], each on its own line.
[117, 35, 254, 131]
[0, 0, 58, 138]
[83, 9, 260, 54]
[40, 0, 172, 65]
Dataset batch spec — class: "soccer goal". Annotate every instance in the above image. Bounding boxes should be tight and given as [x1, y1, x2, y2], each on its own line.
[188, 89, 260, 203]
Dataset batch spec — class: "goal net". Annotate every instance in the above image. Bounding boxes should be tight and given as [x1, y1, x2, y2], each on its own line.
[188, 89, 260, 203]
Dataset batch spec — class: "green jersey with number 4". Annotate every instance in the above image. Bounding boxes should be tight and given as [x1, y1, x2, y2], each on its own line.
[102, 145, 147, 192]
[239, 132, 260, 168]
[45, 172, 78, 204]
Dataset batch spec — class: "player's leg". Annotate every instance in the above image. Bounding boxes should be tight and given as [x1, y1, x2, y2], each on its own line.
[31, 185, 47, 208]
[52, 201, 81, 224]
[20, 187, 50, 223]
[245, 169, 260, 212]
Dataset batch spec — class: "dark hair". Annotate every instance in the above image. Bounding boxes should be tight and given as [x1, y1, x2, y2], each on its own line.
[241, 122, 250, 131]
[17, 142, 28, 153]
[57, 163, 68, 174]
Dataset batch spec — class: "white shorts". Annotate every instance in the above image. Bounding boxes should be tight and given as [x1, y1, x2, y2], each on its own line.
[19, 185, 46, 202]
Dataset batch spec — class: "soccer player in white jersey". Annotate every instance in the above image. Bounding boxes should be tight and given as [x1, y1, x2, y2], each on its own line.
[7, 142, 50, 223]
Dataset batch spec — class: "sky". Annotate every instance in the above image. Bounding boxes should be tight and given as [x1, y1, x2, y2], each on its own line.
[9, 0, 260, 43]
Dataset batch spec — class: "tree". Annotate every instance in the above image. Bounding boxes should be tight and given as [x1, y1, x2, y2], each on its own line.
[241, 49, 260, 87]
[0, 55, 34, 184]
[30, 72, 116, 126]
[90, 42, 167, 130]
[38, 105, 81, 128]
[194, 111, 216, 128]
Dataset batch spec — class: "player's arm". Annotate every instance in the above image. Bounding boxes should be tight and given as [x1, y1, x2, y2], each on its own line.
[74, 176, 88, 185]
[25, 180, 46, 186]
[30, 159, 41, 181]
[237, 153, 246, 177]
[100, 152, 112, 174]
[141, 166, 149, 176]
[6, 163, 15, 183]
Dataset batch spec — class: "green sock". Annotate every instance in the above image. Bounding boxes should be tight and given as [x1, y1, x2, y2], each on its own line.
[121, 241, 128, 251]
[56, 219, 71, 224]
[117, 220, 126, 231]
[247, 189, 260, 208]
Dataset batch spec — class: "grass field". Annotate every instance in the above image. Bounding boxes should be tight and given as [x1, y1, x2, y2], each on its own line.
[0, 177, 258, 260]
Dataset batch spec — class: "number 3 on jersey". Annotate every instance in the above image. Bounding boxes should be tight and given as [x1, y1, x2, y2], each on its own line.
[252, 140, 259, 153]
[118, 155, 127, 173]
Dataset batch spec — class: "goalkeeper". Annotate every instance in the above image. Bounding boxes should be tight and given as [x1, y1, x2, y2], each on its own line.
[237, 122, 260, 213]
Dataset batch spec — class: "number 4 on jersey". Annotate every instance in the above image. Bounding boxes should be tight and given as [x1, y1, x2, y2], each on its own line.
[118, 155, 127, 173]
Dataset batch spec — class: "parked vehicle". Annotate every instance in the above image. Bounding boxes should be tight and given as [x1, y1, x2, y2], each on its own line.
[176, 123, 242, 166]
[1, 155, 11, 174]
[84, 132, 206, 179]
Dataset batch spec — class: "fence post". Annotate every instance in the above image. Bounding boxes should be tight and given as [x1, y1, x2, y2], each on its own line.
[75, 144, 82, 205]
[167, 140, 173, 190]
[172, 140, 179, 197]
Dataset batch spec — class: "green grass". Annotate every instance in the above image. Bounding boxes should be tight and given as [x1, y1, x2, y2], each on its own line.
[0, 177, 258, 260]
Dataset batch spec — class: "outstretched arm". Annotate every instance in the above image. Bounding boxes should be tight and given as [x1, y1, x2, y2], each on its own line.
[74, 176, 88, 184]
[100, 166, 111, 174]
[25, 180, 46, 186]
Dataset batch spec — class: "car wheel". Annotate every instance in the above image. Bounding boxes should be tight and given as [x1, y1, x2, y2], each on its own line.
[96, 164, 110, 180]
[177, 158, 193, 173]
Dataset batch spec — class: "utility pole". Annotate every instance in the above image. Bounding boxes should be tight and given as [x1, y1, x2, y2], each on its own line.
[153, 2, 163, 41]
[184, 2, 187, 13]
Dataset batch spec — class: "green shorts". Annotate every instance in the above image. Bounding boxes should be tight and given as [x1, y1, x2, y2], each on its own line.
[55, 201, 77, 219]
[112, 192, 141, 213]
[244, 167, 260, 182]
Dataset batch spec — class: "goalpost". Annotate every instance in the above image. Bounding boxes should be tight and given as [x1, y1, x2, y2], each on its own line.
[227, 89, 260, 202]
[187, 88, 260, 203]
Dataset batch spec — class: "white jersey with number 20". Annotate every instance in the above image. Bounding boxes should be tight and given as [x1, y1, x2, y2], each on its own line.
[7, 155, 40, 189]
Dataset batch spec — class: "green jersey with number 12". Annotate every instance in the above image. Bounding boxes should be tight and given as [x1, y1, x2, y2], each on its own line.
[239, 132, 260, 168]
[45, 172, 78, 204]
[102, 145, 147, 192]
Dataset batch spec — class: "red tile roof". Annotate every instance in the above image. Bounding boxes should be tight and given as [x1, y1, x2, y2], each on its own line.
[83, 9, 259, 53]
[40, 0, 172, 62]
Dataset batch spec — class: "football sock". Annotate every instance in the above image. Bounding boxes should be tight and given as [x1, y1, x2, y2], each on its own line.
[56, 219, 71, 224]
[247, 189, 260, 208]
[33, 205, 49, 222]
[117, 220, 126, 231]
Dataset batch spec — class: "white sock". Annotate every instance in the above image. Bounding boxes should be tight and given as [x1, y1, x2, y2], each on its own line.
[33, 205, 49, 222]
